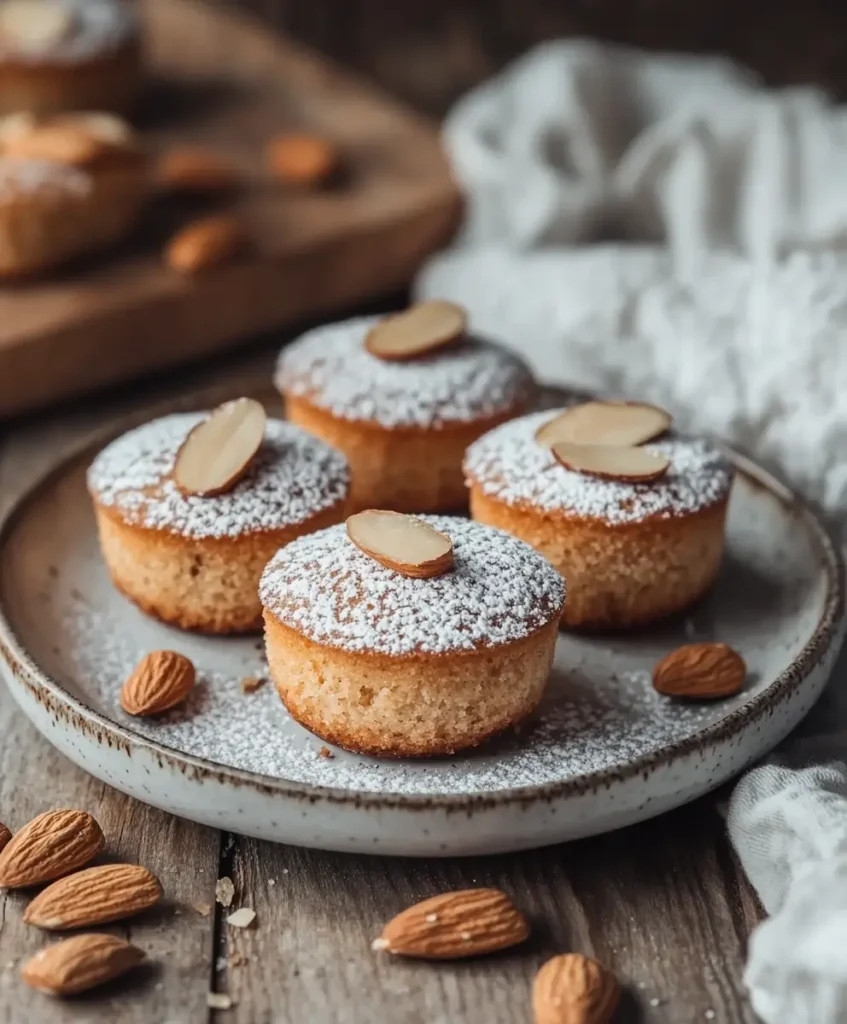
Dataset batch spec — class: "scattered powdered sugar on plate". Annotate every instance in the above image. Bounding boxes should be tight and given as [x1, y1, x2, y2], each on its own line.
[465, 409, 733, 524]
[275, 315, 534, 429]
[259, 516, 566, 656]
[87, 413, 349, 540]
[0, 435, 826, 799]
[0, 157, 90, 200]
[0, 0, 137, 62]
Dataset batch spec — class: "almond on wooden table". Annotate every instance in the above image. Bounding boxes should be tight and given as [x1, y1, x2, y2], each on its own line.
[533, 953, 619, 1024]
[120, 650, 195, 716]
[653, 642, 747, 699]
[24, 863, 162, 930]
[21, 934, 144, 996]
[0, 809, 104, 889]
[156, 146, 241, 193]
[372, 888, 529, 959]
[346, 511, 454, 579]
[173, 397, 266, 497]
[266, 133, 339, 187]
[165, 215, 249, 275]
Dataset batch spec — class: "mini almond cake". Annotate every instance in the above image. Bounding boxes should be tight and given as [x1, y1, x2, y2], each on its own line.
[275, 302, 534, 512]
[0, 0, 141, 116]
[259, 512, 566, 756]
[88, 402, 350, 634]
[465, 402, 734, 630]
[0, 112, 146, 276]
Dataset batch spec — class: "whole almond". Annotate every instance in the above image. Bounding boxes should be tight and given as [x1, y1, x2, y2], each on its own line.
[533, 953, 619, 1024]
[0, 810, 104, 889]
[120, 650, 195, 716]
[21, 933, 144, 996]
[0, 822, 11, 853]
[347, 510, 454, 579]
[266, 133, 339, 186]
[157, 147, 240, 193]
[372, 888, 529, 959]
[24, 863, 162, 930]
[653, 642, 747, 700]
[165, 216, 248, 275]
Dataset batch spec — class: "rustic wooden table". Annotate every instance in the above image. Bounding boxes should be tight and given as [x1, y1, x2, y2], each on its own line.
[0, 337, 768, 1023]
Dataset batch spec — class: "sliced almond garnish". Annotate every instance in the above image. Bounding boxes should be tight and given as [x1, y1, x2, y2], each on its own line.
[364, 301, 467, 362]
[346, 511, 454, 579]
[0, 1, 72, 49]
[59, 112, 132, 145]
[536, 401, 671, 448]
[551, 442, 670, 482]
[0, 112, 37, 147]
[3, 124, 103, 166]
[174, 398, 266, 497]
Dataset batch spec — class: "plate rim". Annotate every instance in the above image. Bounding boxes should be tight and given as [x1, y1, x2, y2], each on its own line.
[0, 401, 843, 813]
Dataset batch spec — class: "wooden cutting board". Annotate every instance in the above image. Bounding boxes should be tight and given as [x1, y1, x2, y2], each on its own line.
[0, 0, 461, 417]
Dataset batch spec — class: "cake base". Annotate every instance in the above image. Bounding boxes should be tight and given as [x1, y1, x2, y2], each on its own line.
[264, 614, 560, 757]
[94, 501, 346, 634]
[470, 489, 729, 630]
[284, 394, 522, 514]
[0, 43, 142, 117]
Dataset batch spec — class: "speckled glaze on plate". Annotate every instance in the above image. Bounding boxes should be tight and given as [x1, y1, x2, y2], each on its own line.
[0, 397, 843, 856]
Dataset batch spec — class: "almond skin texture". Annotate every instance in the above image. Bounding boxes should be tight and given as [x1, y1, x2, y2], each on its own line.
[0, 810, 104, 889]
[0, 822, 10, 854]
[165, 216, 248, 275]
[21, 934, 144, 996]
[533, 953, 619, 1024]
[653, 642, 747, 700]
[156, 147, 240, 193]
[24, 863, 162, 930]
[373, 889, 529, 959]
[120, 650, 195, 716]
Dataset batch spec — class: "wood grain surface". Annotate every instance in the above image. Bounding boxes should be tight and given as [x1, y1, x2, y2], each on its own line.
[0, 0, 459, 417]
[0, 343, 765, 1023]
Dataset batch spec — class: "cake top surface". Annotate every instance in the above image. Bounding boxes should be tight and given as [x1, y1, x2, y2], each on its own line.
[0, 156, 90, 200]
[0, 0, 137, 63]
[275, 314, 534, 429]
[464, 409, 733, 524]
[259, 515, 566, 656]
[87, 412, 350, 540]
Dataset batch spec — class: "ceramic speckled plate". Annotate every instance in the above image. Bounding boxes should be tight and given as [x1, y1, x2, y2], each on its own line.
[0, 394, 844, 856]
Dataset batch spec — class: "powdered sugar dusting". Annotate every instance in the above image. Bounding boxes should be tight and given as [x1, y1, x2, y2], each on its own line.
[259, 516, 565, 656]
[465, 409, 733, 524]
[1, 450, 828, 798]
[0, 0, 137, 62]
[0, 156, 90, 200]
[87, 413, 349, 540]
[275, 315, 534, 428]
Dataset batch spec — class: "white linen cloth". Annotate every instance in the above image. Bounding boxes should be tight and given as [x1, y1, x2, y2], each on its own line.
[414, 40, 847, 1024]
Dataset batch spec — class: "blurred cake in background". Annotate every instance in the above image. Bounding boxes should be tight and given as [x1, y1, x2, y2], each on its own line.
[0, 0, 141, 116]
